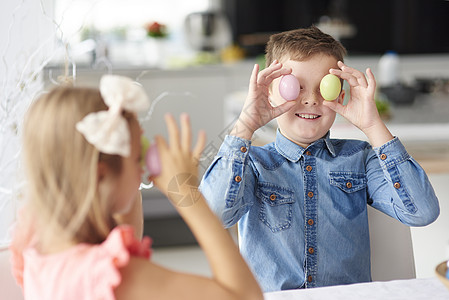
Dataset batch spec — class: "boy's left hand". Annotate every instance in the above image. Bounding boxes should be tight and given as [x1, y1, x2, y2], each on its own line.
[323, 61, 381, 132]
[324, 61, 394, 147]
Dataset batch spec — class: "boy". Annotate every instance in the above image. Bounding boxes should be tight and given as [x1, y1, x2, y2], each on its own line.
[199, 26, 439, 292]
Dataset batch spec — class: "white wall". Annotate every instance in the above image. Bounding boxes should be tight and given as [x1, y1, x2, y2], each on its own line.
[0, 1, 55, 298]
[0, 0, 55, 248]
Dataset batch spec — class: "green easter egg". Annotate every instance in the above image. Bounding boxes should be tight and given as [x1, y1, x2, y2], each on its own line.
[320, 74, 341, 101]
[141, 135, 150, 166]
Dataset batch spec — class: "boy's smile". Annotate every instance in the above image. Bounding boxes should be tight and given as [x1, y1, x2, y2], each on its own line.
[295, 113, 320, 120]
[271, 54, 345, 148]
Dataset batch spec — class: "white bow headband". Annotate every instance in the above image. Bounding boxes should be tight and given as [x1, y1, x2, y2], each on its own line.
[76, 75, 150, 157]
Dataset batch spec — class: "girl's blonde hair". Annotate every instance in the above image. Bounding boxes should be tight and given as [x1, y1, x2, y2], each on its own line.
[22, 86, 132, 246]
[265, 26, 347, 66]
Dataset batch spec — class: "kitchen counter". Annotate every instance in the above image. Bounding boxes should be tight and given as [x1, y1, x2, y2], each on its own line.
[331, 93, 449, 174]
[330, 122, 449, 174]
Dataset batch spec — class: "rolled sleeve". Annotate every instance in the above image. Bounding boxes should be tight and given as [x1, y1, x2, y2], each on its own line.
[370, 137, 440, 226]
[218, 135, 252, 160]
[373, 137, 410, 169]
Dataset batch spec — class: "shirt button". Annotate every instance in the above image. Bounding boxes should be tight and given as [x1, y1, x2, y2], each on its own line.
[270, 194, 277, 201]
[307, 191, 314, 198]
[305, 151, 312, 156]
[394, 182, 401, 189]
[234, 175, 242, 183]
[346, 182, 352, 189]
[307, 219, 314, 226]
[307, 275, 313, 282]
[240, 146, 247, 153]
[308, 247, 315, 254]
[306, 165, 312, 172]
[380, 153, 387, 160]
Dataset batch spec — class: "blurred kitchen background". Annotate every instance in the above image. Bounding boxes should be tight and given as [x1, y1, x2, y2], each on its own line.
[1, 1, 449, 296]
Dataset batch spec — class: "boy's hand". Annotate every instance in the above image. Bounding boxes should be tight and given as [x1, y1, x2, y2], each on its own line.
[324, 61, 393, 147]
[323, 61, 380, 131]
[230, 61, 296, 140]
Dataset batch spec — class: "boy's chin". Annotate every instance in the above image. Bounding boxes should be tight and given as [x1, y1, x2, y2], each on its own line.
[279, 127, 331, 147]
[278, 129, 311, 147]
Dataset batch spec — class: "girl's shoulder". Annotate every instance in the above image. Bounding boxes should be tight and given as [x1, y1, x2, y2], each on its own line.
[102, 225, 152, 262]
[86, 225, 153, 299]
[15, 225, 152, 300]
[87, 225, 153, 298]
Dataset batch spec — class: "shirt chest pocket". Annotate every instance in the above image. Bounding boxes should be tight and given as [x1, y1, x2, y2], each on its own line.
[256, 182, 295, 233]
[329, 172, 367, 219]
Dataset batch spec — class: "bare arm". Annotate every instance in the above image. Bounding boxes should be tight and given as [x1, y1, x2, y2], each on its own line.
[116, 114, 263, 300]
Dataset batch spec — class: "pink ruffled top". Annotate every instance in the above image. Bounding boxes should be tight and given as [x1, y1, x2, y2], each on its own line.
[10, 225, 152, 300]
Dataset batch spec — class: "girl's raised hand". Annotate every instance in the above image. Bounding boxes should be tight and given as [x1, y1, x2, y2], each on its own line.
[151, 113, 206, 206]
[230, 61, 296, 140]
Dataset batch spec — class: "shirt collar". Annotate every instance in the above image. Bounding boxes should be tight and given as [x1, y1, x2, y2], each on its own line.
[274, 129, 336, 162]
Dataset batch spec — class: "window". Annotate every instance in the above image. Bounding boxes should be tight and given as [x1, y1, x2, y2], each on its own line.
[55, 0, 211, 43]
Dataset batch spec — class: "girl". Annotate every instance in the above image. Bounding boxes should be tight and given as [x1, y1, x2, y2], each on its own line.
[10, 75, 263, 300]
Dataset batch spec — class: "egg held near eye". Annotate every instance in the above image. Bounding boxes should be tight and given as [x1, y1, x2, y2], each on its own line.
[279, 74, 300, 101]
[141, 135, 161, 177]
[320, 74, 341, 101]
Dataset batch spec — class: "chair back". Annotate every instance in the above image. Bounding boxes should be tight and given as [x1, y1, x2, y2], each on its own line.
[368, 206, 416, 281]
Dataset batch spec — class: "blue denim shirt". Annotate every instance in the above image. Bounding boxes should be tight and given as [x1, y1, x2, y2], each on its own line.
[199, 130, 439, 292]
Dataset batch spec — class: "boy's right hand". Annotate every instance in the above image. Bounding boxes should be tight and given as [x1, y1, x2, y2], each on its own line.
[230, 61, 296, 140]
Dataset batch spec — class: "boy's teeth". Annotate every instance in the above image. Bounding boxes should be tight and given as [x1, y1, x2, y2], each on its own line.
[298, 114, 318, 119]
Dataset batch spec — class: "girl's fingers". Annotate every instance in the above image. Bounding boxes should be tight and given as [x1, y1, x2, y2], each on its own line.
[164, 113, 180, 150]
[154, 134, 168, 154]
[180, 113, 191, 153]
[162, 113, 205, 162]
[192, 130, 207, 162]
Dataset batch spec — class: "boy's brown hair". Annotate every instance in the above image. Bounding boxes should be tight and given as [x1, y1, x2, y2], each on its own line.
[265, 26, 347, 67]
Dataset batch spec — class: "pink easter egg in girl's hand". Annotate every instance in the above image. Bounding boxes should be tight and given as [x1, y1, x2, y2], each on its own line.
[145, 143, 161, 177]
[279, 74, 300, 101]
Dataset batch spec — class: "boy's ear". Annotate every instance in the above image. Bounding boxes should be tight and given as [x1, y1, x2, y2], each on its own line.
[337, 89, 346, 104]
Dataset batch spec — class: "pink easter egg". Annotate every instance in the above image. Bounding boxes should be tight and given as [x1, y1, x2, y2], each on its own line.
[279, 74, 300, 101]
[145, 143, 161, 177]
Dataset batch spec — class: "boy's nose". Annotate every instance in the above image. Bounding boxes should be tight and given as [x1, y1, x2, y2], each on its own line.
[300, 91, 320, 106]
